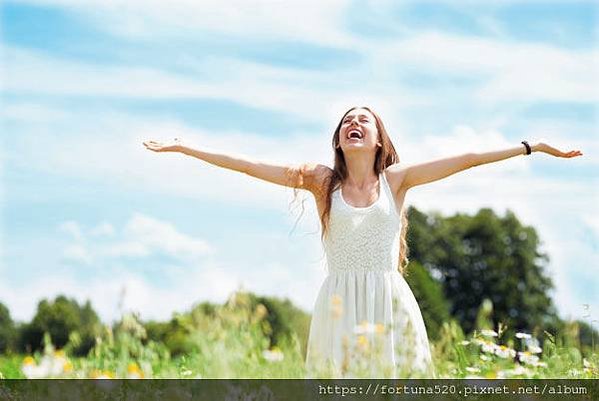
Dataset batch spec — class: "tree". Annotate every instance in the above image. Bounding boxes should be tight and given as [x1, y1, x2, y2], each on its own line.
[0, 302, 17, 353]
[19, 295, 101, 356]
[404, 261, 451, 340]
[407, 206, 558, 335]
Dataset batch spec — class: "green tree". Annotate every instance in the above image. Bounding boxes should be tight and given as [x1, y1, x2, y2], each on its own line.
[19, 295, 101, 356]
[404, 261, 451, 340]
[407, 206, 557, 335]
[0, 302, 17, 353]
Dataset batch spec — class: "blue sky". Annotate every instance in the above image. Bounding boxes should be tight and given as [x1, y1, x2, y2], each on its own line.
[1, 0, 597, 326]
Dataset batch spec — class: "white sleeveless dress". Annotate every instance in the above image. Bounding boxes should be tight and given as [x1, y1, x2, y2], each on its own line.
[305, 171, 434, 378]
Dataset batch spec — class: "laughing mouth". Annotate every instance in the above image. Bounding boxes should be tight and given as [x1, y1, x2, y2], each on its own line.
[347, 129, 363, 140]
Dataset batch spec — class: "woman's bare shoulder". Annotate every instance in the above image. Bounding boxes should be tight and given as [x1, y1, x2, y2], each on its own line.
[384, 163, 409, 194]
[299, 163, 333, 194]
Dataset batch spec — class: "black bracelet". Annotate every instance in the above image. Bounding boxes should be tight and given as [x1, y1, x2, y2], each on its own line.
[521, 141, 531, 155]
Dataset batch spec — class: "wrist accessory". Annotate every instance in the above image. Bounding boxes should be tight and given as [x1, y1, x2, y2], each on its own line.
[521, 141, 531, 155]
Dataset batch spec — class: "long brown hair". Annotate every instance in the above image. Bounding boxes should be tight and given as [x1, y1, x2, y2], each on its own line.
[290, 106, 410, 274]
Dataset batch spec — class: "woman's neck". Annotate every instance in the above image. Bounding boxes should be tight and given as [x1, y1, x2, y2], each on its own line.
[344, 153, 378, 188]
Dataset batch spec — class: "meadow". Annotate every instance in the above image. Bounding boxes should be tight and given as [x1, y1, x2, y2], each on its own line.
[0, 291, 596, 380]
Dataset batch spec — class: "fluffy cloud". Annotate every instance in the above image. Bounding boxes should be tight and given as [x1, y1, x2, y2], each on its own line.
[58, 212, 212, 266]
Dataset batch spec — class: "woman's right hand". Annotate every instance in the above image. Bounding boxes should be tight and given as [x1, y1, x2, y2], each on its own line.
[143, 138, 184, 153]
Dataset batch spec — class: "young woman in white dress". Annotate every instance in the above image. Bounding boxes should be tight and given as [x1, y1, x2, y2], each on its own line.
[143, 106, 582, 378]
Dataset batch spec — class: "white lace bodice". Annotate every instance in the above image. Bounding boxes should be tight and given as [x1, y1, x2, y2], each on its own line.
[323, 172, 402, 273]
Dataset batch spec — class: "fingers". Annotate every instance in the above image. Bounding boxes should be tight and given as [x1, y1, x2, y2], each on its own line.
[561, 150, 583, 158]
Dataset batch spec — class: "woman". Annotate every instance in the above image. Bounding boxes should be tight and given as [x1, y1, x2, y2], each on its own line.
[143, 106, 582, 378]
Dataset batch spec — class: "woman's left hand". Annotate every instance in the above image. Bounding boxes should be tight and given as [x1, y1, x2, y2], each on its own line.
[534, 142, 583, 158]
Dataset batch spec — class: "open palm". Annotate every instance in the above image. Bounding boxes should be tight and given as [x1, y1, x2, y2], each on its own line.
[537, 142, 583, 158]
[143, 138, 183, 153]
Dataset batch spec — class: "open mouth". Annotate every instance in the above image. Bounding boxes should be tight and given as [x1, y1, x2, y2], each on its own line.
[347, 129, 363, 140]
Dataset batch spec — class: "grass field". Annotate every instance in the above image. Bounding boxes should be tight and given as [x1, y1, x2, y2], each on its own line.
[1, 296, 597, 379]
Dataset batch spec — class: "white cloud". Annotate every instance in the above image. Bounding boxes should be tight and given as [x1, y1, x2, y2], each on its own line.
[57, 212, 212, 264]
[3, 46, 426, 123]
[0, 264, 242, 323]
[122, 212, 211, 259]
[375, 31, 598, 103]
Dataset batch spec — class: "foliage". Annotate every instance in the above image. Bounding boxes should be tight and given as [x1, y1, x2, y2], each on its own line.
[1, 294, 596, 379]
[0, 302, 17, 354]
[18, 295, 102, 356]
[407, 206, 558, 337]
[404, 261, 452, 340]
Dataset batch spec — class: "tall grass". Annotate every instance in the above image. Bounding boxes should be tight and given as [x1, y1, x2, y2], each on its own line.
[1, 292, 597, 379]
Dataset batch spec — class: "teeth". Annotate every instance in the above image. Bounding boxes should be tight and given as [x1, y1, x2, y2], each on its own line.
[348, 130, 363, 139]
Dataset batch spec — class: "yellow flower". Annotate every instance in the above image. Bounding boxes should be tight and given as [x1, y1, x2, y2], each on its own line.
[22, 356, 36, 366]
[375, 323, 385, 335]
[63, 361, 73, 373]
[91, 369, 115, 379]
[127, 362, 144, 379]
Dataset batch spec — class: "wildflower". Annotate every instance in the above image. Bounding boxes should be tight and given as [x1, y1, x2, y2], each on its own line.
[460, 340, 470, 346]
[479, 354, 491, 362]
[515, 332, 531, 339]
[262, 348, 284, 362]
[524, 337, 542, 353]
[480, 340, 496, 354]
[518, 351, 539, 366]
[91, 370, 115, 379]
[374, 323, 385, 335]
[494, 345, 516, 359]
[480, 329, 498, 338]
[181, 369, 192, 377]
[503, 364, 532, 377]
[21, 352, 71, 378]
[127, 362, 144, 379]
[22, 357, 43, 379]
[527, 345, 542, 354]
[465, 367, 480, 373]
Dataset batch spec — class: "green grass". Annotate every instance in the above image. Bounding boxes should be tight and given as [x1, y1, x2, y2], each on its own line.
[1, 298, 597, 379]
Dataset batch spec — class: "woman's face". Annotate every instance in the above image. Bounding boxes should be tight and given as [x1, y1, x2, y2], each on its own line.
[338, 108, 381, 154]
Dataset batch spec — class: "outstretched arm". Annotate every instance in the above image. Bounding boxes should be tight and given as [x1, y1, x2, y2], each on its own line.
[399, 142, 583, 190]
[142, 138, 329, 194]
